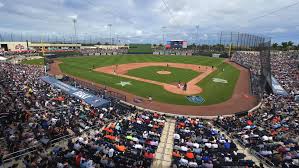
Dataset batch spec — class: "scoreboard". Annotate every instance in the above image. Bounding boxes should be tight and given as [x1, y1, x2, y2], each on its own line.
[166, 40, 187, 49]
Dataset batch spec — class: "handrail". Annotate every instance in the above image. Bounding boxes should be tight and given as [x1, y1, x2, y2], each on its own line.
[3, 144, 38, 161]
[215, 123, 275, 168]
[2, 108, 136, 166]
[2, 122, 102, 163]
[67, 77, 127, 101]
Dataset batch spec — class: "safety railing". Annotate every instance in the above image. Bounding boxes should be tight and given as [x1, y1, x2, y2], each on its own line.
[215, 123, 275, 168]
[1, 112, 121, 166]
[66, 76, 127, 101]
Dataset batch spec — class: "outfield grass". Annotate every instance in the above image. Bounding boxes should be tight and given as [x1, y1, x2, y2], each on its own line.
[128, 44, 153, 54]
[53, 55, 239, 105]
[197, 63, 239, 104]
[126, 66, 200, 84]
[21, 58, 44, 65]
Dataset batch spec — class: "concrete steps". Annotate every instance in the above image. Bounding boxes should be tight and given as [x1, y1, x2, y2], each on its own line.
[152, 118, 175, 168]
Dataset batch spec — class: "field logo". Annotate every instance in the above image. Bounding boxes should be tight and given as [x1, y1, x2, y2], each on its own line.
[186, 96, 205, 104]
[116, 81, 132, 87]
[212, 78, 228, 84]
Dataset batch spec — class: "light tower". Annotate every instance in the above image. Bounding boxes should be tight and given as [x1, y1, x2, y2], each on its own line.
[108, 24, 112, 45]
[161, 26, 166, 45]
[196, 25, 199, 44]
[161, 26, 166, 55]
[73, 18, 77, 44]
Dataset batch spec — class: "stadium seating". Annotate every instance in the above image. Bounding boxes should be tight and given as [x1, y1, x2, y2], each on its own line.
[219, 51, 299, 167]
[172, 116, 255, 168]
[0, 50, 298, 168]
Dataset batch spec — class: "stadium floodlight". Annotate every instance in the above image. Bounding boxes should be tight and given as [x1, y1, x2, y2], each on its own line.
[73, 18, 77, 44]
[161, 26, 166, 45]
[10, 33, 13, 42]
[196, 25, 199, 44]
[108, 24, 112, 45]
[161, 26, 166, 55]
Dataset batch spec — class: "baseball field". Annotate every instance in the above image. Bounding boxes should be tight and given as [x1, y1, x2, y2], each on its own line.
[24, 55, 241, 106]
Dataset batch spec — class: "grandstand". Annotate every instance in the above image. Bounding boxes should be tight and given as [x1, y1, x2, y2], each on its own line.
[1, 1, 299, 168]
[1, 44, 298, 168]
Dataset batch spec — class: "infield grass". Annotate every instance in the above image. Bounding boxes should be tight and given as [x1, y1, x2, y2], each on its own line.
[126, 66, 200, 84]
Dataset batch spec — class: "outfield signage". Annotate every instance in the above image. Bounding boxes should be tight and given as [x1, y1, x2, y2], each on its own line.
[40, 76, 110, 107]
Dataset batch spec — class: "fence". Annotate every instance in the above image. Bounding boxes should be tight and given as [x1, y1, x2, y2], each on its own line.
[225, 32, 272, 99]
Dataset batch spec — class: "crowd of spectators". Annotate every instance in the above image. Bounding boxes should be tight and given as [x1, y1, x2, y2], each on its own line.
[0, 63, 135, 160]
[231, 51, 262, 96]
[217, 51, 299, 167]
[270, 51, 299, 96]
[0, 62, 167, 167]
[0, 50, 38, 57]
[80, 48, 128, 56]
[27, 111, 165, 168]
[172, 116, 256, 168]
[1, 50, 298, 167]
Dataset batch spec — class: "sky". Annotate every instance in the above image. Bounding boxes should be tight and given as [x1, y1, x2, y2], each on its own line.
[0, 0, 298, 44]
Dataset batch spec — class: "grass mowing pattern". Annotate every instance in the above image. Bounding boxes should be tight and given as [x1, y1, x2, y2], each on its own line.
[21, 58, 44, 65]
[55, 55, 239, 105]
[126, 66, 200, 84]
[197, 63, 240, 105]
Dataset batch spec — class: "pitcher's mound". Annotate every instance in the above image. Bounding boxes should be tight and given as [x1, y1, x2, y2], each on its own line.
[157, 71, 171, 75]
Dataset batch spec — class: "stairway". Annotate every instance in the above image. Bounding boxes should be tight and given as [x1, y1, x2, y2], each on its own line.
[152, 118, 176, 168]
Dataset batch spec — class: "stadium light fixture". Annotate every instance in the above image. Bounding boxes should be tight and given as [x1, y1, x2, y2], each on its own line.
[108, 24, 112, 45]
[196, 25, 199, 44]
[161, 26, 166, 45]
[73, 18, 77, 44]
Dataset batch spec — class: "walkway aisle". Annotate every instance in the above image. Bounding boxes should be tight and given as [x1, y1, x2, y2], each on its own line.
[152, 118, 176, 168]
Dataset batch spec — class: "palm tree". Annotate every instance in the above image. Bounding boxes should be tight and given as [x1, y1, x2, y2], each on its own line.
[272, 43, 278, 50]
[281, 42, 288, 51]
[287, 41, 294, 50]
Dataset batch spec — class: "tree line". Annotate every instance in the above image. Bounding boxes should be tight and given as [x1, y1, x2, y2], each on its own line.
[272, 41, 299, 51]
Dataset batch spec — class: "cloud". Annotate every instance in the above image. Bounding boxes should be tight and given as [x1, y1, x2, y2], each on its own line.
[269, 28, 287, 33]
[0, 0, 298, 43]
[136, 30, 143, 36]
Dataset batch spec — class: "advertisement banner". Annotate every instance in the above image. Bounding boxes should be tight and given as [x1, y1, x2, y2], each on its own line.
[40, 76, 110, 107]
